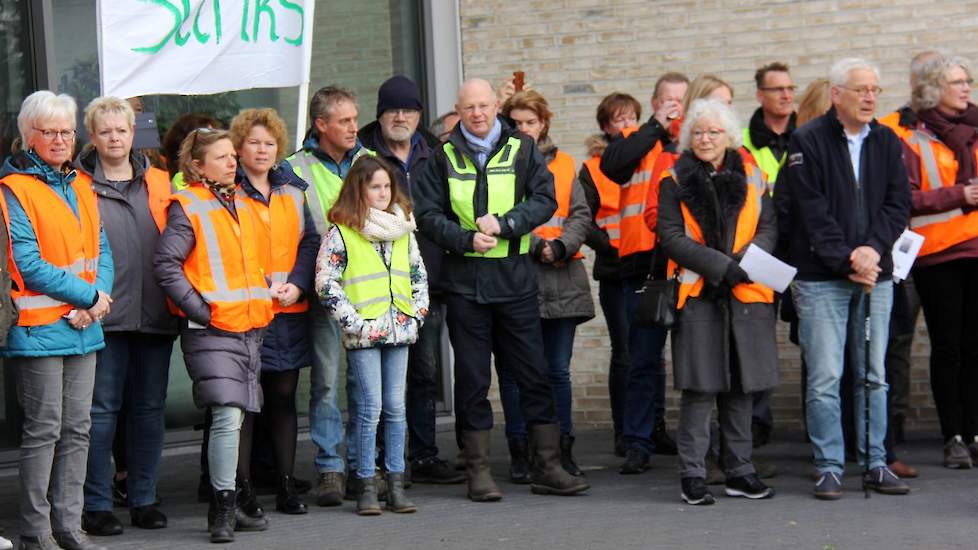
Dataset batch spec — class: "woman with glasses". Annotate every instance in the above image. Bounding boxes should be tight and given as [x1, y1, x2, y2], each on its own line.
[656, 98, 778, 506]
[902, 55, 978, 469]
[0, 90, 115, 550]
[154, 128, 273, 543]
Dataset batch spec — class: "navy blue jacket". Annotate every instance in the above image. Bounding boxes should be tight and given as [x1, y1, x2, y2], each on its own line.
[782, 108, 911, 280]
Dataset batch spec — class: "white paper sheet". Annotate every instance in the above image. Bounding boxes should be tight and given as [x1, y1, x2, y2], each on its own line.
[738, 243, 797, 293]
[891, 229, 925, 283]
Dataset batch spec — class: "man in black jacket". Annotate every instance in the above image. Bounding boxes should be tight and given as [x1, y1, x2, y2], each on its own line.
[357, 76, 464, 485]
[784, 58, 911, 500]
[414, 78, 587, 501]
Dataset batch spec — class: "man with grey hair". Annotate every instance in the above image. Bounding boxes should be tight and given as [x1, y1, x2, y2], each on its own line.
[414, 78, 588, 501]
[784, 58, 911, 500]
[285, 85, 375, 507]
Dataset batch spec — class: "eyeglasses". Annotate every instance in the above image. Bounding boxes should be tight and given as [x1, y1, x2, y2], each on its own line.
[691, 129, 726, 141]
[948, 78, 974, 88]
[759, 86, 798, 94]
[841, 86, 883, 98]
[33, 127, 76, 141]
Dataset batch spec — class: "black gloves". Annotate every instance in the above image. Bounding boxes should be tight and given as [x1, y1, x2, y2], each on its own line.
[723, 262, 752, 286]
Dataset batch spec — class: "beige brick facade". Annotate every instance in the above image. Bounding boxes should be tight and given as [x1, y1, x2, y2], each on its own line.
[457, 0, 978, 433]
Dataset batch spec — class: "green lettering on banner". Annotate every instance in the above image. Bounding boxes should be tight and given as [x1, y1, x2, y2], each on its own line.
[279, 0, 303, 45]
[132, 0, 190, 53]
[253, 0, 279, 42]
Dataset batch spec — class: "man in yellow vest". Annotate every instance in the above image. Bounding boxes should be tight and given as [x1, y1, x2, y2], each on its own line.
[414, 78, 588, 502]
[283, 86, 374, 507]
[743, 62, 797, 188]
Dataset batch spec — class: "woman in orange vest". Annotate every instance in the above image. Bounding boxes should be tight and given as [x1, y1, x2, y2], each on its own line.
[498, 91, 595, 480]
[0, 91, 114, 550]
[154, 128, 273, 544]
[903, 56, 978, 468]
[76, 96, 176, 536]
[656, 98, 778, 506]
[229, 108, 319, 517]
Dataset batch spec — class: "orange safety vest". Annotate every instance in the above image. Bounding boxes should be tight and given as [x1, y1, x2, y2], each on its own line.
[583, 156, 621, 248]
[239, 184, 309, 314]
[664, 165, 774, 309]
[144, 166, 173, 232]
[534, 150, 583, 260]
[170, 186, 274, 332]
[879, 113, 978, 257]
[0, 172, 101, 326]
[617, 125, 662, 257]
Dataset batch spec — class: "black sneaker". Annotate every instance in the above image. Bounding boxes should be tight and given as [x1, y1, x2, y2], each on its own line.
[725, 473, 774, 499]
[81, 510, 123, 536]
[863, 466, 910, 495]
[681, 477, 715, 506]
[813, 471, 843, 500]
[618, 448, 650, 475]
[651, 420, 678, 455]
[411, 457, 465, 484]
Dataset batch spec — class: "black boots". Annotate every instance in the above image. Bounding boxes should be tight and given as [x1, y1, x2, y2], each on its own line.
[462, 431, 503, 502]
[559, 434, 584, 477]
[208, 490, 236, 544]
[507, 437, 531, 484]
[356, 476, 382, 516]
[235, 479, 269, 531]
[385, 473, 416, 513]
[529, 424, 590, 496]
[275, 475, 308, 515]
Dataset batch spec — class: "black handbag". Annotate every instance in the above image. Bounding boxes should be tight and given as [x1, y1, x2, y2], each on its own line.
[632, 251, 679, 329]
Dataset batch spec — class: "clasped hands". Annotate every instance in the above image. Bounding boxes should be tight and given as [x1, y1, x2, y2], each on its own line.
[848, 245, 881, 288]
[472, 214, 502, 254]
[69, 290, 112, 330]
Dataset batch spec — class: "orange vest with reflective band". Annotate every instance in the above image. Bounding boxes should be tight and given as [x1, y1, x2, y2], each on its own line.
[880, 115, 978, 257]
[239, 184, 309, 314]
[171, 186, 274, 332]
[664, 165, 774, 309]
[0, 173, 100, 326]
[144, 167, 173, 232]
[617, 126, 661, 257]
[583, 156, 621, 248]
[534, 150, 583, 260]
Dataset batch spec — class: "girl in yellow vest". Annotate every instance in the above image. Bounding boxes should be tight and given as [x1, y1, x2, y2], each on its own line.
[315, 155, 429, 515]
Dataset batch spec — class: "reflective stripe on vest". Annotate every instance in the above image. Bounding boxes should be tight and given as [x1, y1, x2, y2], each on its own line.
[444, 138, 531, 258]
[618, 126, 661, 257]
[906, 130, 978, 256]
[0, 173, 101, 326]
[287, 148, 374, 236]
[664, 166, 774, 308]
[172, 187, 273, 331]
[534, 150, 583, 260]
[336, 224, 414, 319]
[584, 156, 623, 248]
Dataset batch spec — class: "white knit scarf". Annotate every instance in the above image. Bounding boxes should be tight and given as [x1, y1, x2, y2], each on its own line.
[360, 205, 417, 242]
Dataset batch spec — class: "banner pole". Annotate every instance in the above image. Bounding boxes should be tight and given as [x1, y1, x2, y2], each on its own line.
[294, 0, 316, 151]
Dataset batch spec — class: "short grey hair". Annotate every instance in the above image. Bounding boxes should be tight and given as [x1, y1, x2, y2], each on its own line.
[829, 58, 880, 87]
[678, 98, 743, 152]
[912, 55, 972, 112]
[18, 90, 77, 145]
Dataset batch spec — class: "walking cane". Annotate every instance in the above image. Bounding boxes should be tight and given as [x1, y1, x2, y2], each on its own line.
[862, 287, 872, 499]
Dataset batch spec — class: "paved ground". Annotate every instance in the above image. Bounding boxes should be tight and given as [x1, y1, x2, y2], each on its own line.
[0, 429, 975, 550]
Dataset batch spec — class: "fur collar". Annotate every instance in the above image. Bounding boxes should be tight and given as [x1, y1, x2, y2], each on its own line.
[674, 149, 747, 251]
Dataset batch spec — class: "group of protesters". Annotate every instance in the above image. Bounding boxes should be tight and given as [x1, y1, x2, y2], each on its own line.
[1, 48, 977, 549]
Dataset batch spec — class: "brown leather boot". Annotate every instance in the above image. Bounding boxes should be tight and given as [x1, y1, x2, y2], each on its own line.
[529, 424, 590, 496]
[461, 430, 502, 502]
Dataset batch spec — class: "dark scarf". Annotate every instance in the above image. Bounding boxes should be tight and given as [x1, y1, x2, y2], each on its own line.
[917, 103, 978, 184]
[748, 107, 796, 160]
[673, 149, 747, 252]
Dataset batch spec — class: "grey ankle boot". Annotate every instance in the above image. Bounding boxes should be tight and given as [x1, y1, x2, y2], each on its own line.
[385, 473, 417, 513]
[356, 476, 382, 516]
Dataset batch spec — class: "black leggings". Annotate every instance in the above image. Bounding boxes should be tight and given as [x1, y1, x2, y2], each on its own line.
[243, 370, 300, 478]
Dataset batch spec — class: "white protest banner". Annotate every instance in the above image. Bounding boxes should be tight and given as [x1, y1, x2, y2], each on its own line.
[97, 0, 315, 99]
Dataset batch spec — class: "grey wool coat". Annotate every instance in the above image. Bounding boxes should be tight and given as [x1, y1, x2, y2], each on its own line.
[530, 175, 595, 323]
[656, 150, 779, 394]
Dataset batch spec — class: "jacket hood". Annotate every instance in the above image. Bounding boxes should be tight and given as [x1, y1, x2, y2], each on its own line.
[76, 147, 151, 184]
[0, 149, 77, 186]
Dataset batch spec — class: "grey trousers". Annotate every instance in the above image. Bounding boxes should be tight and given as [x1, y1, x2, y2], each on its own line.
[208, 405, 244, 491]
[678, 389, 755, 479]
[13, 353, 97, 537]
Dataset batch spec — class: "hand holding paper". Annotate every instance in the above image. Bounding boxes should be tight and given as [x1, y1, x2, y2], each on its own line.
[738, 244, 797, 293]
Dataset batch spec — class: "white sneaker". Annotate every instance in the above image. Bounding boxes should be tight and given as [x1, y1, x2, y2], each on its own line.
[0, 534, 13, 550]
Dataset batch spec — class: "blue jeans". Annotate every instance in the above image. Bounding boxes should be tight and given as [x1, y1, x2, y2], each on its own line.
[599, 279, 631, 434]
[308, 302, 345, 474]
[793, 279, 892, 474]
[621, 276, 668, 453]
[346, 345, 408, 479]
[85, 333, 173, 511]
[499, 317, 577, 440]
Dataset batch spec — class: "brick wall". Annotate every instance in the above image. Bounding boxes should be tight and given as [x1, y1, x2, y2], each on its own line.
[458, 0, 973, 433]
